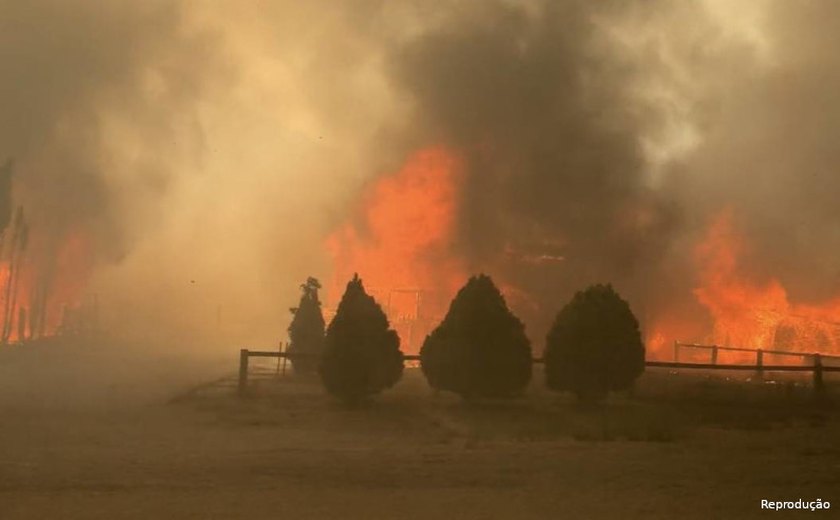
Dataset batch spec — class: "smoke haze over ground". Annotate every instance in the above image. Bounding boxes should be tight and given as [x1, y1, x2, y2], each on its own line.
[3, 0, 840, 349]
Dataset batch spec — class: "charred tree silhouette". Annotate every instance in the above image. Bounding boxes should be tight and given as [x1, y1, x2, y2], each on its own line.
[2, 207, 29, 343]
[16, 307, 27, 343]
[545, 284, 645, 404]
[287, 277, 325, 374]
[420, 274, 532, 398]
[319, 274, 403, 403]
[0, 160, 29, 344]
[0, 159, 13, 235]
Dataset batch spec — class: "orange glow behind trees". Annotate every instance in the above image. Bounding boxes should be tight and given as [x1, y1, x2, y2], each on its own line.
[326, 147, 468, 352]
[0, 228, 93, 342]
[328, 149, 840, 359]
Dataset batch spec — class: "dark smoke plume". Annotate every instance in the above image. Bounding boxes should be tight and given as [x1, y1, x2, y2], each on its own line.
[387, 1, 683, 336]
[672, 1, 840, 303]
[0, 0, 223, 262]
[4, 0, 840, 348]
[385, 0, 840, 341]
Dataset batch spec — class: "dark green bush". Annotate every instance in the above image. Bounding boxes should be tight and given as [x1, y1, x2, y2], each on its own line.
[287, 277, 325, 374]
[319, 274, 403, 403]
[545, 284, 644, 403]
[420, 274, 532, 398]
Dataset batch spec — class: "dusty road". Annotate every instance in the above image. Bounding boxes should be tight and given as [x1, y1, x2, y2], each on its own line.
[1, 346, 838, 519]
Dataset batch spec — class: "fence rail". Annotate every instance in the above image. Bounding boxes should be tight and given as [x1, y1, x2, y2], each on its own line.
[237, 347, 840, 397]
[647, 360, 840, 372]
[673, 341, 840, 363]
[238, 341, 840, 395]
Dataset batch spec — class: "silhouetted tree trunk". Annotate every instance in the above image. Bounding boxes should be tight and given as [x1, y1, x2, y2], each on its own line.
[17, 307, 27, 343]
[2, 208, 25, 343]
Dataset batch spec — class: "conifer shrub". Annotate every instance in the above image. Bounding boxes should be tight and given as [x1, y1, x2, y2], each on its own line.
[319, 274, 403, 403]
[545, 284, 644, 403]
[287, 277, 325, 374]
[420, 274, 532, 398]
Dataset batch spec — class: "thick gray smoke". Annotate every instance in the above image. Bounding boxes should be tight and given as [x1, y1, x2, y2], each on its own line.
[3, 0, 839, 349]
[0, 1, 221, 253]
[672, 2, 840, 303]
[0, 1, 409, 347]
[386, 1, 686, 337]
[0, 1, 231, 346]
[382, 0, 840, 343]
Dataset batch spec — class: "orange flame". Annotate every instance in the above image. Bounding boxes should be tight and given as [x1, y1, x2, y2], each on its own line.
[693, 210, 788, 349]
[327, 153, 840, 360]
[649, 209, 840, 358]
[0, 228, 94, 343]
[326, 147, 468, 352]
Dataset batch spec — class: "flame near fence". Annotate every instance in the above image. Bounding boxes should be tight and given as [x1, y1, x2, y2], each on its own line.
[672, 341, 840, 368]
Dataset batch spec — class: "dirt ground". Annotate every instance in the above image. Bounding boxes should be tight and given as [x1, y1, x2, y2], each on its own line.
[1, 345, 839, 519]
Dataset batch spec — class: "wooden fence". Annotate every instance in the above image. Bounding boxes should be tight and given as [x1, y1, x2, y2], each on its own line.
[237, 346, 840, 397]
[238, 348, 418, 394]
[672, 341, 840, 365]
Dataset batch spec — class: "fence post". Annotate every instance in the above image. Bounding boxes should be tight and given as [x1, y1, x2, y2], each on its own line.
[281, 342, 288, 376]
[756, 348, 764, 380]
[275, 341, 283, 376]
[711, 345, 718, 365]
[813, 353, 824, 399]
[673, 341, 680, 362]
[238, 348, 249, 396]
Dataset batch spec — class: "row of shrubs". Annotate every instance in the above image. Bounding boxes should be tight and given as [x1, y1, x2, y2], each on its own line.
[287, 274, 645, 404]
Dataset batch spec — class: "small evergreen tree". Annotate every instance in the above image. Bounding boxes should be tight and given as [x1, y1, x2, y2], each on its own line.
[287, 277, 325, 374]
[420, 274, 532, 398]
[319, 274, 403, 403]
[545, 284, 645, 403]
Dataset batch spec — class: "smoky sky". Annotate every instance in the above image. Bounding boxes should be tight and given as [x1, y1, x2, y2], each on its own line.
[388, 1, 683, 332]
[386, 0, 840, 336]
[0, 0, 222, 257]
[675, 1, 840, 303]
[3, 0, 840, 345]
